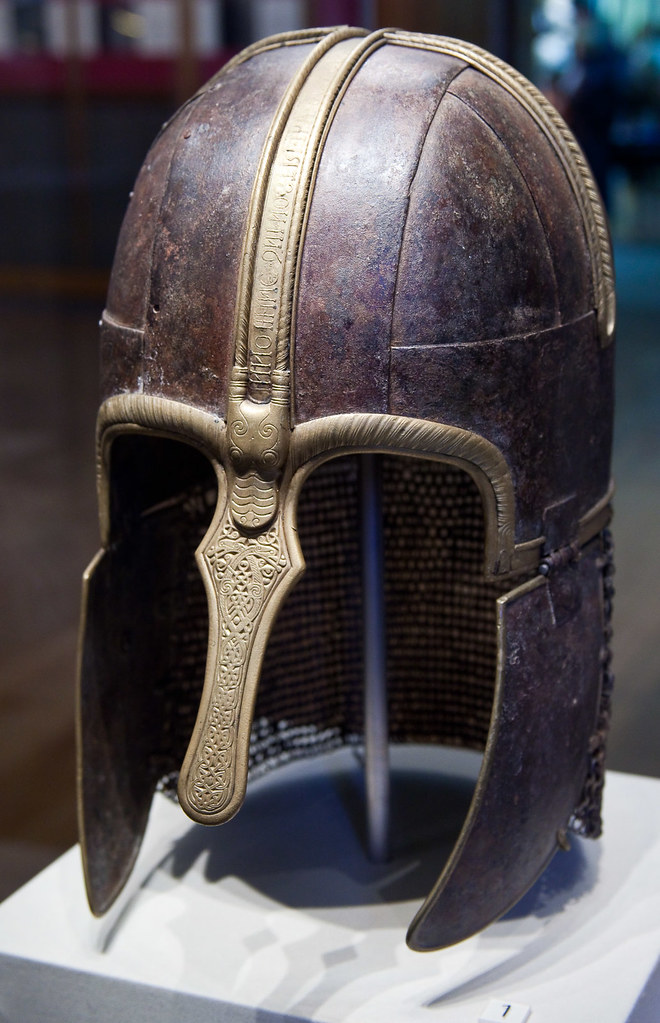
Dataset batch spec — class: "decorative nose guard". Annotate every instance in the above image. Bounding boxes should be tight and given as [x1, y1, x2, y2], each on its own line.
[77, 26, 615, 950]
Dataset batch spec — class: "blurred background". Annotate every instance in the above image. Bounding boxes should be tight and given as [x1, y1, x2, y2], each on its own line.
[1, 0, 658, 898]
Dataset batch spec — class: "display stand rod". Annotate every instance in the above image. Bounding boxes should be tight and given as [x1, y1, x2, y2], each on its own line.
[360, 453, 390, 863]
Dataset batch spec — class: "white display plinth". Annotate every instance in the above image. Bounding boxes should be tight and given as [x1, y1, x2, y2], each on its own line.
[0, 747, 659, 1023]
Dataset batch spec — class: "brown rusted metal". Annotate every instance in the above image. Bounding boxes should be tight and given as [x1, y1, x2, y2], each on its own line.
[78, 27, 615, 949]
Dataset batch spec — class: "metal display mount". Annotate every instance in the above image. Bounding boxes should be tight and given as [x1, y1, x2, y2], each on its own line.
[360, 452, 390, 864]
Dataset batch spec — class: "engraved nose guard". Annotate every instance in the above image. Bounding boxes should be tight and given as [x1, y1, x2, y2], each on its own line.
[176, 414, 300, 825]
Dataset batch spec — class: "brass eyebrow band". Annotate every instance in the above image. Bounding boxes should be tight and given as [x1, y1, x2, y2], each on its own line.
[97, 393, 611, 575]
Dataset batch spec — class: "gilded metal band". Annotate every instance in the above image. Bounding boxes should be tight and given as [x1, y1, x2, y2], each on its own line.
[289, 414, 611, 572]
[227, 27, 378, 534]
[96, 395, 516, 573]
[224, 27, 348, 73]
[578, 481, 614, 546]
[384, 30, 615, 348]
[231, 27, 368, 373]
[96, 393, 611, 577]
[96, 393, 225, 547]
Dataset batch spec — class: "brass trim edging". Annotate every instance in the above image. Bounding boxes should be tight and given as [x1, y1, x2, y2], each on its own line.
[226, 28, 378, 534]
[231, 26, 368, 372]
[96, 393, 226, 546]
[96, 396, 613, 571]
[578, 480, 614, 544]
[289, 412, 517, 575]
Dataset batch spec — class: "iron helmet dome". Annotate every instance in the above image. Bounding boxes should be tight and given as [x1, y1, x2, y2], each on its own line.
[78, 26, 615, 951]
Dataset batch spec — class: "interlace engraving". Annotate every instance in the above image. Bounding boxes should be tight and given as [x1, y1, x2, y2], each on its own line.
[186, 517, 288, 814]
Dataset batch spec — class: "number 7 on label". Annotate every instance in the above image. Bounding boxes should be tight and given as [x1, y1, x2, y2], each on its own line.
[479, 999, 531, 1023]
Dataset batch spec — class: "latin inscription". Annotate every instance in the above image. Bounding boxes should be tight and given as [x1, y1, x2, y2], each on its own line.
[247, 118, 311, 400]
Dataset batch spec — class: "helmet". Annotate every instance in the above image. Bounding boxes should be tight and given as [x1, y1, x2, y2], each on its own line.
[77, 26, 615, 950]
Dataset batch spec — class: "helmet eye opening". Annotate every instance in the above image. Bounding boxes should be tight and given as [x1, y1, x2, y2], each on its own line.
[253, 453, 525, 786]
[108, 432, 218, 538]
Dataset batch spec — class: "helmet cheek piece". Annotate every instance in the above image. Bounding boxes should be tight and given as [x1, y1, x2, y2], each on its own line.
[77, 27, 615, 949]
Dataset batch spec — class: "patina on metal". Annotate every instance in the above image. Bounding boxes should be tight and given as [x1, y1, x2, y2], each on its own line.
[77, 26, 615, 950]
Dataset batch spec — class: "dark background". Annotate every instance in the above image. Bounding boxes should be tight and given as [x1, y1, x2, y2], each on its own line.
[1, 0, 659, 896]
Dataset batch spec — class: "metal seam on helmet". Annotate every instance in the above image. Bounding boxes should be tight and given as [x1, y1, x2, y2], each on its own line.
[383, 30, 615, 347]
[445, 81, 563, 323]
[391, 309, 595, 350]
[387, 59, 469, 396]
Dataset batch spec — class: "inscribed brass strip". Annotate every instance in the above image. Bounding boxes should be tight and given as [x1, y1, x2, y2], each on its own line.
[231, 26, 367, 373]
[226, 28, 380, 534]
